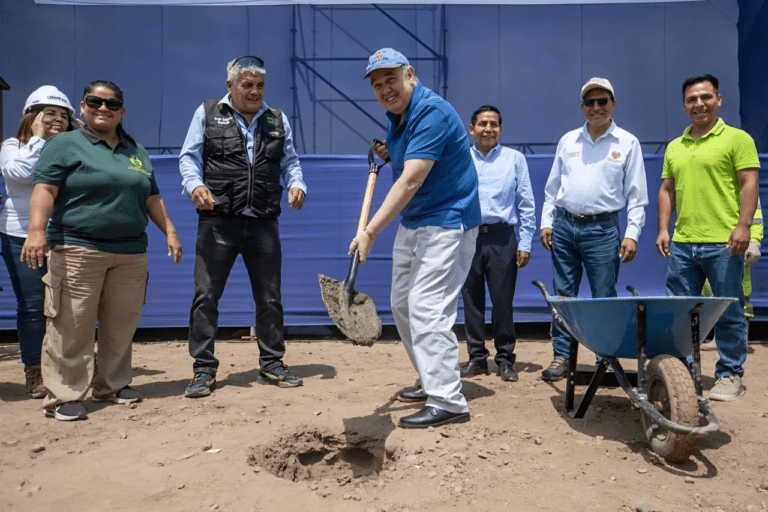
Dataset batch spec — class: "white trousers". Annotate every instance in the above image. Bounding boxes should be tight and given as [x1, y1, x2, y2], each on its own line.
[391, 224, 478, 413]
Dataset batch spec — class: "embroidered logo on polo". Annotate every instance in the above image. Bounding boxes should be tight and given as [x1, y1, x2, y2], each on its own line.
[612, 151, 621, 159]
[128, 156, 151, 176]
[214, 117, 231, 125]
[566, 151, 579, 158]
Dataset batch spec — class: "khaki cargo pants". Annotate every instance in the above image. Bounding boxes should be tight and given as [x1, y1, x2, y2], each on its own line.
[41, 245, 148, 409]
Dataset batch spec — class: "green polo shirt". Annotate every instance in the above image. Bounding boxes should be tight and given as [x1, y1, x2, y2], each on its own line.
[662, 118, 759, 243]
[34, 128, 160, 254]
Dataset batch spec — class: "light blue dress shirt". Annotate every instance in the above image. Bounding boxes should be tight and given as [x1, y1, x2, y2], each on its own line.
[178, 95, 306, 197]
[470, 143, 536, 253]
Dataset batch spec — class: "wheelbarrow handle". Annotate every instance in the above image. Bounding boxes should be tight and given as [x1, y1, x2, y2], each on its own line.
[531, 280, 581, 343]
[532, 280, 551, 300]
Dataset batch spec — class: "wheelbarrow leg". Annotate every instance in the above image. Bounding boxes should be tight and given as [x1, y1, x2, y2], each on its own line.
[636, 301, 648, 396]
[689, 304, 704, 397]
[573, 359, 609, 419]
[565, 337, 579, 413]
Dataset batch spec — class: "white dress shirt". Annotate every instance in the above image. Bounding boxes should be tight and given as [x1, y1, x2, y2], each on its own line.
[541, 120, 648, 241]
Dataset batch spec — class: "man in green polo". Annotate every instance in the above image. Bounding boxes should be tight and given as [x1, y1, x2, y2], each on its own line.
[656, 74, 760, 402]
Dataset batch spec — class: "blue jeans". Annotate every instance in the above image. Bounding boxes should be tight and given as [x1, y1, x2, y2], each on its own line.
[551, 210, 620, 358]
[666, 242, 746, 378]
[0, 232, 46, 366]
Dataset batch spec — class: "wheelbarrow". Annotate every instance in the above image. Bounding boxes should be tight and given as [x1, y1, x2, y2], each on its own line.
[532, 280, 737, 463]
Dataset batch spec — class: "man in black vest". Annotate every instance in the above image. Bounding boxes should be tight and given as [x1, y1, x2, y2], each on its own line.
[179, 56, 307, 397]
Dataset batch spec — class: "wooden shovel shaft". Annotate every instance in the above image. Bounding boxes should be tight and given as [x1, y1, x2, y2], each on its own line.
[356, 171, 378, 236]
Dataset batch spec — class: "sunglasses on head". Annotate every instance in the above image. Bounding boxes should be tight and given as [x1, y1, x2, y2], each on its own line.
[234, 55, 265, 70]
[582, 97, 612, 108]
[84, 95, 122, 111]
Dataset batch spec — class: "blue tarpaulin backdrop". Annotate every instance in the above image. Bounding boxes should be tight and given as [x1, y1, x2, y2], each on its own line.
[1, 153, 764, 329]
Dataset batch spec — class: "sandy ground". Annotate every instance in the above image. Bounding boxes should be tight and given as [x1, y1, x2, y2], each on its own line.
[1, 332, 768, 512]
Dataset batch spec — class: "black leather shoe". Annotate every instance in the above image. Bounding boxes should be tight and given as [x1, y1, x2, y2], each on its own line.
[397, 386, 428, 403]
[459, 359, 489, 378]
[498, 363, 518, 382]
[541, 356, 568, 382]
[398, 406, 470, 429]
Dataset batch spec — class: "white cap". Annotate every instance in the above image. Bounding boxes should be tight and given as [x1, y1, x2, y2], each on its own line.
[580, 77, 615, 100]
[23, 86, 74, 117]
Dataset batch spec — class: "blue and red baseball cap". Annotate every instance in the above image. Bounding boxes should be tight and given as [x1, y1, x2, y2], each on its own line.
[364, 48, 410, 78]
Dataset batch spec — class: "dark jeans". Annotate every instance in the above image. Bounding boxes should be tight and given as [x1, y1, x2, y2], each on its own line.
[188, 215, 285, 373]
[551, 209, 621, 358]
[1, 232, 46, 366]
[461, 223, 518, 366]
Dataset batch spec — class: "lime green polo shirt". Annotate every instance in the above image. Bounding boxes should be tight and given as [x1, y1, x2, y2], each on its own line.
[662, 118, 759, 243]
[34, 128, 160, 254]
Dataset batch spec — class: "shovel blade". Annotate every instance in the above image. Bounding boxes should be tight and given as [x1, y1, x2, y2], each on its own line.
[318, 274, 382, 345]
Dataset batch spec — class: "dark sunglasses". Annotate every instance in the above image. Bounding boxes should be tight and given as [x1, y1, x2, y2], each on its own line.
[234, 55, 265, 70]
[84, 95, 123, 111]
[582, 97, 612, 108]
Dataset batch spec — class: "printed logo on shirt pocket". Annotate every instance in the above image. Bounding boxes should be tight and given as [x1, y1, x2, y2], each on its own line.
[128, 156, 151, 176]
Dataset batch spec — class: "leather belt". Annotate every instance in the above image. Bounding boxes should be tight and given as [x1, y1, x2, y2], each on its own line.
[562, 210, 615, 224]
[477, 223, 509, 234]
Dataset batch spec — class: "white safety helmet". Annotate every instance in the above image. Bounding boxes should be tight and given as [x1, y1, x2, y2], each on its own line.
[22, 85, 74, 117]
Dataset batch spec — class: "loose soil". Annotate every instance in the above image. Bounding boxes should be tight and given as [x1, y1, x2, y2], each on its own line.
[317, 274, 381, 345]
[1, 335, 767, 512]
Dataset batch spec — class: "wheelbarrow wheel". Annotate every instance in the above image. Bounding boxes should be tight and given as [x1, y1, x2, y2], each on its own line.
[641, 354, 698, 463]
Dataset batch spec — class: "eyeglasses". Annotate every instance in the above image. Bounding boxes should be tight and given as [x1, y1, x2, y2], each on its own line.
[84, 95, 122, 111]
[582, 97, 612, 108]
[233, 55, 265, 71]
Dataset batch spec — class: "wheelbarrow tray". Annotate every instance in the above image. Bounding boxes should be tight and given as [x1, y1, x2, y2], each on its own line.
[548, 296, 736, 360]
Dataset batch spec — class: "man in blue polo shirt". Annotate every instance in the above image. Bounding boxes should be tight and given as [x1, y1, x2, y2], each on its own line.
[349, 48, 482, 429]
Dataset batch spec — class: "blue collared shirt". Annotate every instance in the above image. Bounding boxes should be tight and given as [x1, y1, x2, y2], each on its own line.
[384, 82, 481, 229]
[541, 120, 648, 241]
[470, 144, 536, 253]
[179, 96, 306, 197]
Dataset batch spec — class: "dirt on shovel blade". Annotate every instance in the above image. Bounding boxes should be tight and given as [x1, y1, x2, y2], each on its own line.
[318, 274, 382, 345]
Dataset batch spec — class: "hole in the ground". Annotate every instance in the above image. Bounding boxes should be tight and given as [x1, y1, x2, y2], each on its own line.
[248, 419, 395, 482]
[298, 449, 330, 466]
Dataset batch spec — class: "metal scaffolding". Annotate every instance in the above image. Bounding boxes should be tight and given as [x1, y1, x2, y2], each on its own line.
[290, 4, 447, 154]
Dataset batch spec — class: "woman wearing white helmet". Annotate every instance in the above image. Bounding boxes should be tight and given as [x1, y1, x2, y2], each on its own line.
[0, 85, 76, 398]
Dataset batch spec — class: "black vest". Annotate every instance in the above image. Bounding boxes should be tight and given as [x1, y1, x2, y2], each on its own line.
[201, 99, 285, 218]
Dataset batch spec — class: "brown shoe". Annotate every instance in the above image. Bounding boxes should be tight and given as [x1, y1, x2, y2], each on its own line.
[24, 365, 46, 399]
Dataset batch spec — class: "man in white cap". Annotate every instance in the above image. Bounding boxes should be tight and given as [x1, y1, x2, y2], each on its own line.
[349, 48, 481, 428]
[539, 78, 648, 381]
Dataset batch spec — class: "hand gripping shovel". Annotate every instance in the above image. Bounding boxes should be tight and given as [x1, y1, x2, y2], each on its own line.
[318, 139, 385, 345]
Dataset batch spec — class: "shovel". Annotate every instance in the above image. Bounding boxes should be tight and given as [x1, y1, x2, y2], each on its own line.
[318, 139, 386, 345]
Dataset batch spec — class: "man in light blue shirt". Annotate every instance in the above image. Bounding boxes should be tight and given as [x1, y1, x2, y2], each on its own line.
[179, 56, 307, 397]
[539, 78, 648, 381]
[459, 105, 535, 383]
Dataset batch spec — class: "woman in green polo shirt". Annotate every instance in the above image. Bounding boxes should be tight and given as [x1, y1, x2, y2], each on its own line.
[21, 80, 182, 422]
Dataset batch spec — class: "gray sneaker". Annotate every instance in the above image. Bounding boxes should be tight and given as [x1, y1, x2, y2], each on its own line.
[44, 401, 88, 421]
[709, 375, 744, 402]
[93, 386, 143, 404]
[541, 356, 568, 382]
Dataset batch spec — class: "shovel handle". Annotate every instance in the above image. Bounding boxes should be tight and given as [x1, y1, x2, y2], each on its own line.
[344, 249, 360, 297]
[356, 139, 385, 236]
